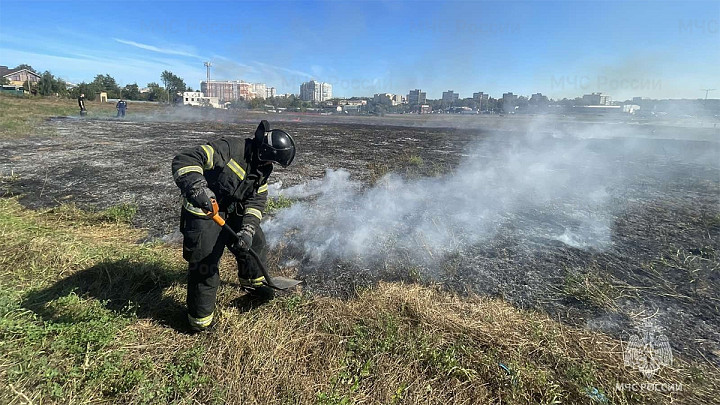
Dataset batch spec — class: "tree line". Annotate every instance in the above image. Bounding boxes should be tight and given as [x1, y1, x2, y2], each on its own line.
[3, 65, 188, 102]
[6, 64, 618, 112]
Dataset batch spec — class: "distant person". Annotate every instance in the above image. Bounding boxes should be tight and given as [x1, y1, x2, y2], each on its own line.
[78, 93, 86, 116]
[116, 99, 127, 117]
[171, 120, 295, 332]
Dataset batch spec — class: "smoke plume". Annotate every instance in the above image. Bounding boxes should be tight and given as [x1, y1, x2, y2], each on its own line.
[262, 121, 668, 265]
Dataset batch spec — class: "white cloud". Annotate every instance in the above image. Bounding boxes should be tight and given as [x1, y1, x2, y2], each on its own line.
[253, 61, 313, 79]
[113, 38, 200, 58]
[0, 47, 204, 87]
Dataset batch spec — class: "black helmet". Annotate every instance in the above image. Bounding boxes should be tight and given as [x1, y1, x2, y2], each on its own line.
[254, 121, 295, 167]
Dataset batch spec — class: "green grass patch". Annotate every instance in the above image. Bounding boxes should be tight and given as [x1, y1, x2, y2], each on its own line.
[100, 203, 138, 224]
[266, 195, 295, 213]
[0, 94, 162, 139]
[0, 95, 81, 139]
[0, 197, 208, 403]
[0, 286, 135, 401]
[407, 155, 424, 166]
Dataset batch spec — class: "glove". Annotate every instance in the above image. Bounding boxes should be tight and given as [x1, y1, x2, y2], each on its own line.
[234, 224, 255, 252]
[187, 186, 215, 212]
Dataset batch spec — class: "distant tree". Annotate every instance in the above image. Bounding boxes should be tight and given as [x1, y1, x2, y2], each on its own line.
[187, 86, 194, 92]
[92, 74, 121, 98]
[22, 79, 38, 93]
[248, 97, 265, 109]
[270, 96, 289, 109]
[457, 98, 478, 109]
[38, 71, 55, 96]
[487, 97, 502, 112]
[160, 71, 187, 102]
[145, 82, 168, 102]
[1, 77, 9, 85]
[14, 64, 37, 73]
[226, 99, 247, 109]
[36, 71, 68, 97]
[516, 96, 529, 111]
[70, 82, 101, 101]
[121, 83, 141, 100]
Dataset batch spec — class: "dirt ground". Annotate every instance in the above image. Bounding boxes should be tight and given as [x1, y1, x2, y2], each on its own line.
[1, 112, 718, 365]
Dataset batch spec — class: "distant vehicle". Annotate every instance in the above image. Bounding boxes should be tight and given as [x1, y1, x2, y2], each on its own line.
[0, 85, 24, 95]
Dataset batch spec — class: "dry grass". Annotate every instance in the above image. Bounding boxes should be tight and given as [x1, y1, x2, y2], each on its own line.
[0, 94, 162, 139]
[1, 197, 718, 404]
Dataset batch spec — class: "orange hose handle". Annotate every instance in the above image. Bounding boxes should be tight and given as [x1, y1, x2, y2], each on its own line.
[205, 198, 226, 226]
[203, 198, 279, 289]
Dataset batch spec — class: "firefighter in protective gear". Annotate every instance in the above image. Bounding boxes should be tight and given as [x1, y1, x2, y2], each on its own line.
[171, 120, 296, 332]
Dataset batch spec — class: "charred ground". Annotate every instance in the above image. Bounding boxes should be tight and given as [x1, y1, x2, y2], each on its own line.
[0, 114, 718, 366]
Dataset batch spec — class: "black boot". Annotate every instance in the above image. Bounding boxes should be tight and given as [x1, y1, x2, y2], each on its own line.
[240, 283, 275, 301]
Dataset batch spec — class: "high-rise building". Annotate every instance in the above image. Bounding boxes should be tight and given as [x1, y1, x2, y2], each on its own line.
[201, 80, 255, 102]
[473, 92, 489, 110]
[373, 93, 393, 105]
[300, 80, 333, 101]
[408, 89, 426, 105]
[582, 92, 611, 105]
[442, 90, 459, 103]
[529, 93, 549, 104]
[321, 82, 332, 101]
[266, 87, 276, 98]
[502, 92, 518, 112]
[251, 83, 267, 99]
[472, 92, 489, 102]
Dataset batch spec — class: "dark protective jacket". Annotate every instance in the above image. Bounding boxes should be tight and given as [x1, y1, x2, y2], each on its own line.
[78, 96, 85, 109]
[171, 137, 272, 229]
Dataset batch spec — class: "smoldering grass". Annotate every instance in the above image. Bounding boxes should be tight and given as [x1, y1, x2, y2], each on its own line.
[367, 161, 392, 184]
[557, 265, 635, 311]
[266, 126, 626, 267]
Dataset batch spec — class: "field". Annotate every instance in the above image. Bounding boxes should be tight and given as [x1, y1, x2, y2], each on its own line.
[0, 95, 719, 404]
[0, 95, 165, 139]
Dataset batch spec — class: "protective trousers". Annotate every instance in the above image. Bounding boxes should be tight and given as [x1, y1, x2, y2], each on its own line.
[180, 209, 267, 329]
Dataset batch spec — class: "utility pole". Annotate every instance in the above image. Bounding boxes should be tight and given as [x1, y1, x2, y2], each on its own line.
[204, 61, 212, 97]
[700, 89, 716, 128]
[701, 88, 715, 101]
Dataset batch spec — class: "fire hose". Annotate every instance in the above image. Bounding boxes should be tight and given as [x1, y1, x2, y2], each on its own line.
[202, 199, 302, 291]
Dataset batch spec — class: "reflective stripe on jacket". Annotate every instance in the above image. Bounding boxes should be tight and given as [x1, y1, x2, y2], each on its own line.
[171, 137, 272, 228]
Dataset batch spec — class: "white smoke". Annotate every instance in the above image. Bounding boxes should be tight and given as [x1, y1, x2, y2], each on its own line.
[264, 123, 636, 264]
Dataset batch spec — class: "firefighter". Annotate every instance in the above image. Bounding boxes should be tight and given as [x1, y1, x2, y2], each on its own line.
[78, 93, 86, 116]
[116, 99, 127, 117]
[171, 120, 296, 332]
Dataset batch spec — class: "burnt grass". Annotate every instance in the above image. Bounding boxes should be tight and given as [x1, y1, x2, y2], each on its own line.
[1, 114, 719, 365]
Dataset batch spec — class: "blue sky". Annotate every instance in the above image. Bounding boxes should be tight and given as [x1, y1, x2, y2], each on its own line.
[1, 0, 718, 100]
